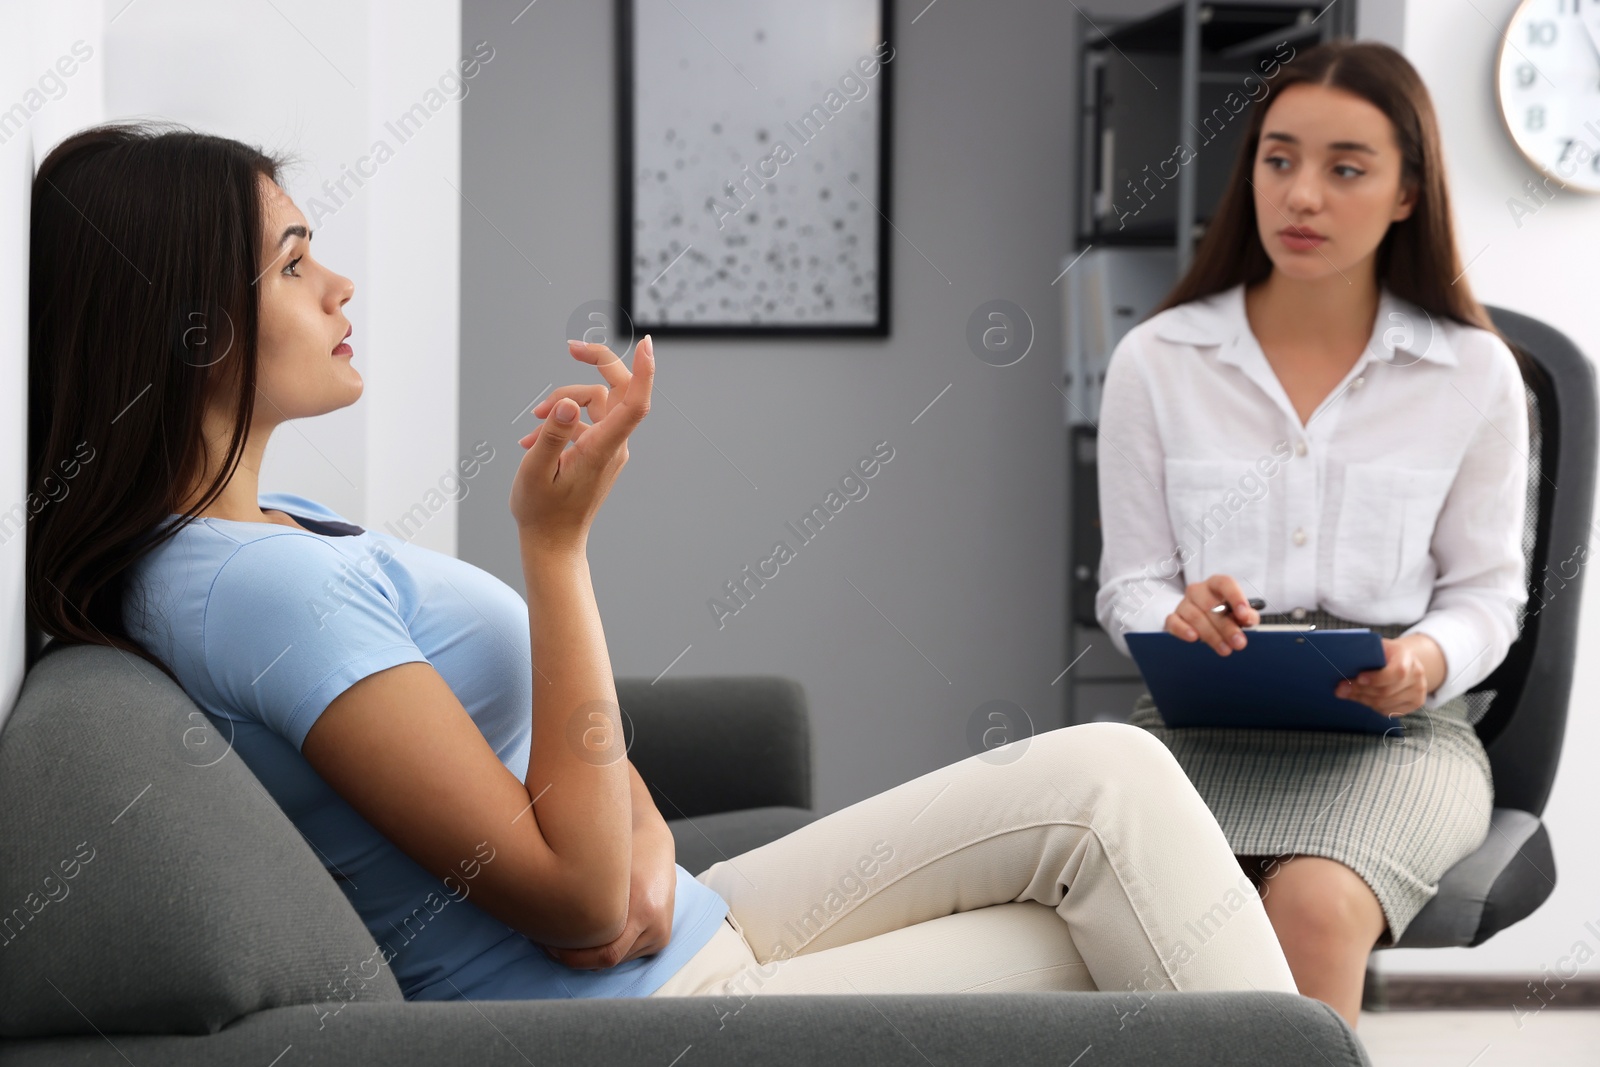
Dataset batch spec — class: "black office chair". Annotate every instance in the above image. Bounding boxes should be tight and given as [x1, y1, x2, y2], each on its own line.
[1383, 306, 1597, 950]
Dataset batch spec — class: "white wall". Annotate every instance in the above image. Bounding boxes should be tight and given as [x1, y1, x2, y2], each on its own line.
[1375, 0, 1600, 978]
[101, 0, 462, 551]
[0, 2, 22, 727]
[1, 3, 34, 724]
[1, 0, 106, 728]
[4, 0, 462, 721]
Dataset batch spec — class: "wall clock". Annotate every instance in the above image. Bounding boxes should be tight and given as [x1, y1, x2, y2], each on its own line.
[1497, 0, 1600, 192]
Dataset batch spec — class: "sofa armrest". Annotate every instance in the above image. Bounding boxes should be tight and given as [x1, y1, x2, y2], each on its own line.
[615, 675, 812, 820]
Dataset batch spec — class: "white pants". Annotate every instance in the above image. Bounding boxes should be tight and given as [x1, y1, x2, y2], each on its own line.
[650, 722, 1298, 998]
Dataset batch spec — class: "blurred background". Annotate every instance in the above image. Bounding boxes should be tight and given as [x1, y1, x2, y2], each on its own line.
[2, 1, 1596, 1060]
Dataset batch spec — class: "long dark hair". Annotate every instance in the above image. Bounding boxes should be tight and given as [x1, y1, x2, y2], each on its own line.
[26, 121, 292, 681]
[1155, 40, 1503, 346]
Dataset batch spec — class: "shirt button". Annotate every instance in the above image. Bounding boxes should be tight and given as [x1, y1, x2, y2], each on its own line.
[1290, 606, 1307, 621]
[1352, 376, 1366, 389]
[1294, 440, 1308, 457]
[1292, 527, 1308, 546]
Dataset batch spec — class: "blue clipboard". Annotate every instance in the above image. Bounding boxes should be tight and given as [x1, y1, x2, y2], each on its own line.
[1125, 629, 1402, 736]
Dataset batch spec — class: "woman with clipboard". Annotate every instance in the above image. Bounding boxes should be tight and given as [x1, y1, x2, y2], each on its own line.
[1094, 41, 1531, 1028]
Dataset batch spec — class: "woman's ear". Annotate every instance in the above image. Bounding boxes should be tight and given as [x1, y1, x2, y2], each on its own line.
[1391, 180, 1418, 223]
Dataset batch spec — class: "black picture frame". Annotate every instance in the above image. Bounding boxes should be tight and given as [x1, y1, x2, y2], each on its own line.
[617, 0, 893, 338]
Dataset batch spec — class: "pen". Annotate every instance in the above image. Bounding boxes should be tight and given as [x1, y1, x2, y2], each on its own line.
[1211, 597, 1266, 618]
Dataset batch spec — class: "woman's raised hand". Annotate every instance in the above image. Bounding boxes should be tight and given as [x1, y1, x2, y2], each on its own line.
[509, 335, 654, 556]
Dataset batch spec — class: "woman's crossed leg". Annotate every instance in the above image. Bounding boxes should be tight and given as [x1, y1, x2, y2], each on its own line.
[654, 722, 1297, 999]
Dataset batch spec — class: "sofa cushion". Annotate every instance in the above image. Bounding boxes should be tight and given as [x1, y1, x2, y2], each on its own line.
[0, 643, 403, 1039]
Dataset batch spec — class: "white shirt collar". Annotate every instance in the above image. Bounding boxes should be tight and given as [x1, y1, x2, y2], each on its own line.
[1152, 283, 1460, 369]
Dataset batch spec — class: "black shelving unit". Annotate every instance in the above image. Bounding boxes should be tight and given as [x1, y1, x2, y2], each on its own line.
[1063, 0, 1351, 726]
[1077, 1, 1352, 269]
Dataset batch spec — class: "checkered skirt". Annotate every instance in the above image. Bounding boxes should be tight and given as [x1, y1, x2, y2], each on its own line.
[1126, 607, 1494, 945]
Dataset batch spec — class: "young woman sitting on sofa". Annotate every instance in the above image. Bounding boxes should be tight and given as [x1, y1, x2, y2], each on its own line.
[25, 120, 1297, 1007]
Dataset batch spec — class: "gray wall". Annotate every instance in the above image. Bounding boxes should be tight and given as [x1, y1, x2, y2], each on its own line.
[460, 0, 1086, 814]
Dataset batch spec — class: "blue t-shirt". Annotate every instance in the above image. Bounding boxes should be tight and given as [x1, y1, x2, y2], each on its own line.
[123, 490, 729, 1000]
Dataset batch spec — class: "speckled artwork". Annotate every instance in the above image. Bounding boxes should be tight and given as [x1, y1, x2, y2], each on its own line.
[627, 0, 889, 331]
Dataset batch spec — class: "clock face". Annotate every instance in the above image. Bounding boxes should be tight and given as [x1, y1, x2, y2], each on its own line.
[1498, 0, 1600, 193]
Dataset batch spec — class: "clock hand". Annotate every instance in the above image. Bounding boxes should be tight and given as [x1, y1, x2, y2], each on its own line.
[1584, 15, 1600, 91]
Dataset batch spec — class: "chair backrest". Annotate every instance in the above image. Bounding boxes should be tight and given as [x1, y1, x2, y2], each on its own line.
[1468, 307, 1597, 816]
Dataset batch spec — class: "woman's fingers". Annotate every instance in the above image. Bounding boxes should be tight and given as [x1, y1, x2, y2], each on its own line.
[548, 924, 644, 971]
[1166, 612, 1199, 642]
[579, 335, 654, 456]
[1210, 609, 1248, 651]
[566, 339, 633, 390]
[1174, 599, 1234, 656]
[517, 336, 653, 465]
[1335, 645, 1423, 714]
[1197, 575, 1251, 650]
[1206, 574, 1258, 627]
[1345, 644, 1404, 695]
[1337, 685, 1379, 711]
[522, 397, 586, 481]
[1174, 579, 1245, 654]
[532, 384, 609, 421]
[519, 418, 590, 451]
[1339, 683, 1409, 716]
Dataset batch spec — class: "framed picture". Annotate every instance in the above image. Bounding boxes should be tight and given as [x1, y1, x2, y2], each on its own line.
[618, 0, 893, 336]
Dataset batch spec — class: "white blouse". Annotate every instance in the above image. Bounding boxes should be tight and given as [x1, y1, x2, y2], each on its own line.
[1094, 283, 1531, 709]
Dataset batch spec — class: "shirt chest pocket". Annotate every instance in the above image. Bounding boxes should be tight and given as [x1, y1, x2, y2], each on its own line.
[1334, 463, 1457, 601]
[1163, 458, 1272, 588]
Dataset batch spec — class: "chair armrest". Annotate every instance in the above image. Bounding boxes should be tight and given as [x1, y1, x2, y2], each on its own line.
[615, 675, 811, 820]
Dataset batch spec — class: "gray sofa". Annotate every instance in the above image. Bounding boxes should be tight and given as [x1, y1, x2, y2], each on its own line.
[0, 642, 1370, 1066]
